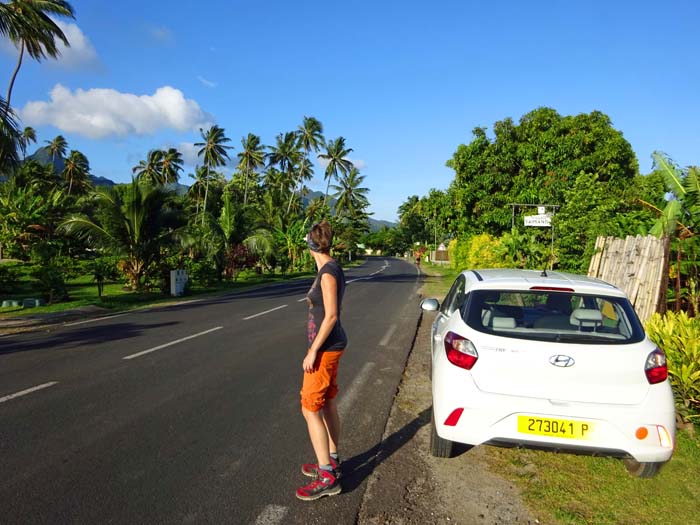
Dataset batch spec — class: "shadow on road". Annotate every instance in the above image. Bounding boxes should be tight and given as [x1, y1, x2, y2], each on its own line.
[341, 407, 431, 493]
[0, 321, 178, 356]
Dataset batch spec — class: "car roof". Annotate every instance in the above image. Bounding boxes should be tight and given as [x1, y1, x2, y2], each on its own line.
[460, 268, 626, 297]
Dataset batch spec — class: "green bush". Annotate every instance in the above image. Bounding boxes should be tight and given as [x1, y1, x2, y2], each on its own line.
[90, 256, 121, 298]
[449, 234, 512, 270]
[30, 261, 69, 304]
[0, 262, 22, 293]
[185, 258, 218, 288]
[645, 311, 700, 421]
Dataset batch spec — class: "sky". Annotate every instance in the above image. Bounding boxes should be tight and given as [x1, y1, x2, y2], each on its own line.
[1, 0, 698, 222]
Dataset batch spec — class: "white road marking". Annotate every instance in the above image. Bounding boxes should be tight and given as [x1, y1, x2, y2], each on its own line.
[0, 381, 58, 404]
[254, 505, 288, 525]
[297, 297, 308, 303]
[346, 277, 371, 284]
[379, 324, 397, 347]
[338, 362, 375, 418]
[122, 326, 223, 360]
[243, 304, 288, 320]
[64, 313, 128, 327]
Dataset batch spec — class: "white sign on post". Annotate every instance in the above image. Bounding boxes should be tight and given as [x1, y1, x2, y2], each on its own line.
[524, 214, 552, 227]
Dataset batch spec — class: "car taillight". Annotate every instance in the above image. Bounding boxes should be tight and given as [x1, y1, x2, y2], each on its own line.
[444, 331, 478, 370]
[644, 348, 667, 384]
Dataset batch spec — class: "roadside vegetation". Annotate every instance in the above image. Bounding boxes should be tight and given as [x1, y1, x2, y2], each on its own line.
[0, 3, 376, 317]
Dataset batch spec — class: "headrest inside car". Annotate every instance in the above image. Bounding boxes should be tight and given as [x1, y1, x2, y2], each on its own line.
[570, 308, 603, 327]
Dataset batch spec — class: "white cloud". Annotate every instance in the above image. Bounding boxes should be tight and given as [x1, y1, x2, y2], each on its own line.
[197, 75, 218, 88]
[348, 158, 367, 170]
[52, 20, 99, 69]
[178, 142, 200, 166]
[20, 84, 214, 139]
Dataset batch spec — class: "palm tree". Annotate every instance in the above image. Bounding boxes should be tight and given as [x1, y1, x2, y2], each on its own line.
[5, 0, 75, 107]
[19, 126, 36, 160]
[0, 96, 20, 171]
[236, 133, 265, 205]
[45, 134, 67, 169]
[332, 167, 370, 219]
[61, 149, 91, 196]
[160, 148, 183, 185]
[304, 196, 328, 224]
[267, 132, 299, 207]
[59, 181, 183, 290]
[195, 125, 232, 224]
[318, 136, 353, 208]
[0, 178, 65, 259]
[289, 116, 324, 214]
[132, 149, 164, 185]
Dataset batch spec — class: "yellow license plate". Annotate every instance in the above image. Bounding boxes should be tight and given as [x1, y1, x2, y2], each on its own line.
[517, 416, 593, 440]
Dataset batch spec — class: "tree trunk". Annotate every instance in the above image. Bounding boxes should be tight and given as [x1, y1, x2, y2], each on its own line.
[657, 235, 671, 315]
[202, 167, 210, 226]
[287, 153, 308, 215]
[6, 41, 24, 109]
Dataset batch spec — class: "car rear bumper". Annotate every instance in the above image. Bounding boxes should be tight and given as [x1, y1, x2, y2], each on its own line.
[433, 376, 676, 463]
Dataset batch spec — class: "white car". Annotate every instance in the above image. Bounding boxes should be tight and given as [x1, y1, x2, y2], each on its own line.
[420, 269, 676, 478]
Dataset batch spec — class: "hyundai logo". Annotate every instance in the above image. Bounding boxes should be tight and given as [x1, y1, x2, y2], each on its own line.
[549, 354, 575, 367]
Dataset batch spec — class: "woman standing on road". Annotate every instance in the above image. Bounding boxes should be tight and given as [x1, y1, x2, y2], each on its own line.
[296, 220, 347, 501]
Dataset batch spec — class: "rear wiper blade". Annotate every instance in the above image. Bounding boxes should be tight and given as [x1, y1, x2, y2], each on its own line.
[554, 334, 617, 343]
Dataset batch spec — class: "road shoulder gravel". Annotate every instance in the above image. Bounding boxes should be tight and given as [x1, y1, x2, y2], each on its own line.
[357, 310, 540, 524]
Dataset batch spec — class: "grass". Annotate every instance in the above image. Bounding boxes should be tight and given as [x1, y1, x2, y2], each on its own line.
[0, 268, 316, 318]
[484, 429, 700, 525]
[0, 256, 368, 318]
[419, 262, 460, 299]
[420, 260, 700, 524]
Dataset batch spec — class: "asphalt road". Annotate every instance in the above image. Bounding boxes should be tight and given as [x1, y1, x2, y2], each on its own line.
[0, 257, 422, 524]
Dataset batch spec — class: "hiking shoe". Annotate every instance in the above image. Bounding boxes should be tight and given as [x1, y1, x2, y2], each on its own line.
[296, 469, 341, 501]
[301, 457, 341, 479]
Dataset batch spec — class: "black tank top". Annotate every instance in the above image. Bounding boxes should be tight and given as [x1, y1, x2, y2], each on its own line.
[306, 260, 347, 352]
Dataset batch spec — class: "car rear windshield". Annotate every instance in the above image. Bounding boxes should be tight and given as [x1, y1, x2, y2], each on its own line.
[461, 289, 646, 344]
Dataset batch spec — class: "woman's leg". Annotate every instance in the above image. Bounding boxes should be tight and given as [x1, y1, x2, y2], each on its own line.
[321, 397, 340, 455]
[302, 407, 331, 466]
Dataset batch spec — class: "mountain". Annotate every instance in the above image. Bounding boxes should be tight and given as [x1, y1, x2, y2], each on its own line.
[24, 147, 192, 192]
[301, 190, 396, 231]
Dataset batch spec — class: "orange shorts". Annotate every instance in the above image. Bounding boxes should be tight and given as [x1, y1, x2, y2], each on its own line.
[300, 350, 343, 412]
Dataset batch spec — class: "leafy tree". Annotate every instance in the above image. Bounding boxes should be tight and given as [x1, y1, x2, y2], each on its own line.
[4, 0, 75, 107]
[446, 108, 638, 236]
[318, 136, 353, 208]
[59, 181, 184, 290]
[641, 153, 700, 312]
[0, 179, 66, 259]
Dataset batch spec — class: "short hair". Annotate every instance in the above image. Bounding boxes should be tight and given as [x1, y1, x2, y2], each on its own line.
[309, 220, 333, 254]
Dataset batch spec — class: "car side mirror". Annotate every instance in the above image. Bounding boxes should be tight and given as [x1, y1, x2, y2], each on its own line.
[420, 298, 440, 311]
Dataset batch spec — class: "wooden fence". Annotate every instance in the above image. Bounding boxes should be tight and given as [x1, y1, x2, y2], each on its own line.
[587, 235, 666, 323]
